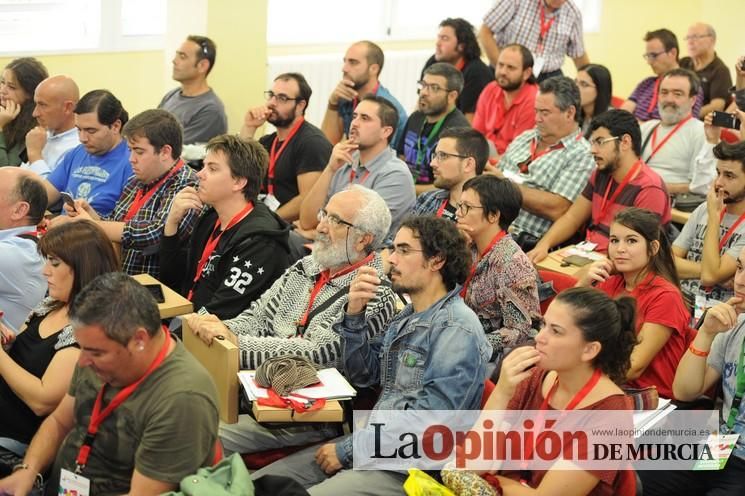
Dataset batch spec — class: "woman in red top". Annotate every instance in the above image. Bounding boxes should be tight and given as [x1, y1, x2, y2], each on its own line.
[475, 287, 636, 495]
[577, 207, 691, 399]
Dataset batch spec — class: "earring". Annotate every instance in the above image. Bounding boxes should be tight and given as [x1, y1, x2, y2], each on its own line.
[138, 344, 145, 352]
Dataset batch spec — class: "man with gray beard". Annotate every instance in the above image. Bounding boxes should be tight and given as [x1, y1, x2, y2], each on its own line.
[187, 185, 397, 456]
[640, 68, 716, 196]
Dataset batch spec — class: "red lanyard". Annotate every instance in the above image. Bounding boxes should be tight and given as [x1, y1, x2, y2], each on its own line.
[454, 59, 465, 72]
[123, 160, 184, 222]
[296, 253, 374, 330]
[188, 202, 254, 300]
[646, 78, 661, 114]
[593, 160, 642, 226]
[520, 368, 602, 484]
[460, 230, 506, 297]
[352, 81, 380, 111]
[436, 199, 449, 218]
[267, 118, 304, 195]
[645, 115, 692, 163]
[520, 137, 567, 174]
[75, 327, 171, 473]
[537, 2, 556, 52]
[349, 167, 371, 185]
[718, 209, 745, 251]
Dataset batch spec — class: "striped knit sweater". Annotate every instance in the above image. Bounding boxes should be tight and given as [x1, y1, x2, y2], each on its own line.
[223, 253, 395, 370]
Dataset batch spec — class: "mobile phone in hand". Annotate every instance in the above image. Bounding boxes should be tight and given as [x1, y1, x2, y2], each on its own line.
[60, 192, 77, 212]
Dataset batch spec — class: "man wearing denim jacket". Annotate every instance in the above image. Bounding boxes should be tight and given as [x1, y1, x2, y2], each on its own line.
[252, 215, 492, 494]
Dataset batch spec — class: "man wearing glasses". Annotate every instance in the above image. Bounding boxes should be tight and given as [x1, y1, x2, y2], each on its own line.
[472, 44, 538, 160]
[158, 35, 228, 145]
[680, 23, 733, 118]
[396, 63, 470, 194]
[240, 73, 332, 221]
[620, 29, 704, 122]
[187, 186, 397, 457]
[528, 109, 671, 262]
[413, 127, 489, 222]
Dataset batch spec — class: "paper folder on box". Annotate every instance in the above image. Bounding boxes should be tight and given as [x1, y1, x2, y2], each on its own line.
[252, 399, 345, 422]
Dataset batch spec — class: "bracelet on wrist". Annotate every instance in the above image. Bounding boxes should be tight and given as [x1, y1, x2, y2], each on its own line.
[327, 102, 339, 111]
[12, 464, 44, 488]
[688, 343, 710, 357]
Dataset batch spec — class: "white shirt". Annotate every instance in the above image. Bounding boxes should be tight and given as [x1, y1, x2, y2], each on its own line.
[21, 127, 80, 177]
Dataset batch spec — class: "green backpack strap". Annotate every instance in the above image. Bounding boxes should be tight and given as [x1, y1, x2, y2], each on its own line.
[162, 453, 254, 496]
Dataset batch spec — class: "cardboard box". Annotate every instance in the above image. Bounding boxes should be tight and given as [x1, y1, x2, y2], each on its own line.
[252, 400, 344, 423]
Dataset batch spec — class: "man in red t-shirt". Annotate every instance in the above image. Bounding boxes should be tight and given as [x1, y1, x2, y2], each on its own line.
[529, 109, 671, 262]
[472, 44, 538, 160]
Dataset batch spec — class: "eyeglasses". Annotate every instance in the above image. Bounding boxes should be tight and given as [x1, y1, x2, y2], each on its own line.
[317, 208, 356, 229]
[264, 91, 300, 104]
[642, 51, 667, 61]
[575, 79, 596, 89]
[417, 80, 450, 94]
[589, 136, 620, 147]
[455, 202, 485, 216]
[390, 244, 425, 256]
[684, 34, 712, 41]
[431, 150, 469, 162]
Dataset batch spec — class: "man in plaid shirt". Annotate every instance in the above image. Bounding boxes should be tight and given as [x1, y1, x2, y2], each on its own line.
[59, 109, 199, 276]
[491, 76, 594, 250]
[478, 0, 589, 82]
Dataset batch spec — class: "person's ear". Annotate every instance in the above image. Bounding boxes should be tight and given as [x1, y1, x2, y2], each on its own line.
[581, 341, 602, 363]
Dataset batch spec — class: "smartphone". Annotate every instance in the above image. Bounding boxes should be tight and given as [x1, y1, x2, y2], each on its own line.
[59, 192, 77, 212]
[143, 283, 165, 303]
[711, 111, 742, 130]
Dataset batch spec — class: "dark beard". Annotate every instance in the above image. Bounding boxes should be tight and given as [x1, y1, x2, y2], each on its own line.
[498, 78, 522, 92]
[268, 115, 295, 128]
[723, 187, 745, 204]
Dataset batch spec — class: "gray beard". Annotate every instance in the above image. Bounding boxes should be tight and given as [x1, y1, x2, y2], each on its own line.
[312, 234, 352, 269]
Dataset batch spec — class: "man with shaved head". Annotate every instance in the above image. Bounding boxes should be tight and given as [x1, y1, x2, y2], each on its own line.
[680, 22, 732, 117]
[21, 75, 80, 177]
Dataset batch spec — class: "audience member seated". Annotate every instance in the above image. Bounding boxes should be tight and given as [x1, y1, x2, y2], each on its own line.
[640, 68, 716, 197]
[0, 169, 47, 335]
[251, 215, 491, 493]
[21, 75, 80, 177]
[0, 220, 119, 461]
[478, 0, 589, 82]
[419, 17, 493, 122]
[397, 62, 470, 193]
[577, 208, 691, 399]
[58, 109, 199, 277]
[680, 23, 732, 118]
[640, 262, 745, 495]
[673, 141, 745, 312]
[413, 127, 488, 220]
[189, 186, 396, 457]
[456, 175, 540, 360]
[529, 109, 670, 260]
[480, 287, 634, 495]
[621, 29, 703, 121]
[240, 72, 331, 222]
[321, 41, 407, 146]
[472, 44, 538, 159]
[0, 273, 220, 495]
[0, 57, 48, 166]
[494, 76, 595, 250]
[160, 135, 290, 320]
[300, 95, 415, 242]
[576, 63, 613, 136]
[44, 89, 132, 217]
[158, 35, 227, 145]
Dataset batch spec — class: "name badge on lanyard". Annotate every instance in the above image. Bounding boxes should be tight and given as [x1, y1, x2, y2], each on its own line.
[60, 467, 91, 496]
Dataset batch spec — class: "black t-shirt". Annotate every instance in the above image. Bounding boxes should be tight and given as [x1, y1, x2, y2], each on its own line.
[421, 55, 494, 114]
[0, 313, 75, 444]
[680, 55, 733, 107]
[396, 109, 471, 184]
[258, 121, 332, 205]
